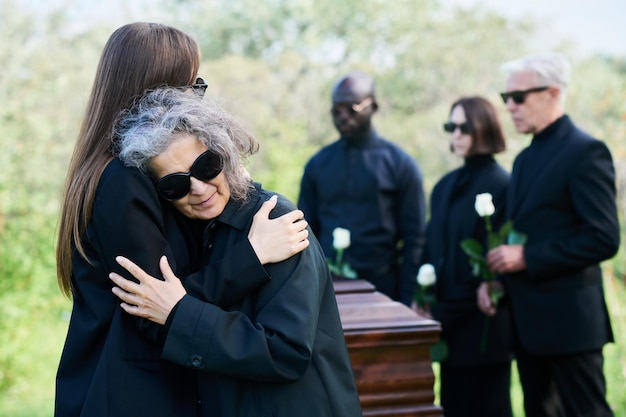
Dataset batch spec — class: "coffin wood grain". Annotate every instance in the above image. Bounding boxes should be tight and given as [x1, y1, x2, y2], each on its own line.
[334, 279, 443, 417]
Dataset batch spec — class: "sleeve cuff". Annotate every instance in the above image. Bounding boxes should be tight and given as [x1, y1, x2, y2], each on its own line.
[162, 294, 220, 369]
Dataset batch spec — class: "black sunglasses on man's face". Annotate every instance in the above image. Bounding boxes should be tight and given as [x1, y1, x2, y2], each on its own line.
[330, 97, 373, 117]
[500, 86, 549, 105]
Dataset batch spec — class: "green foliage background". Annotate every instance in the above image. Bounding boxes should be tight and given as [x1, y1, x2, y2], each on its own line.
[0, 0, 625, 415]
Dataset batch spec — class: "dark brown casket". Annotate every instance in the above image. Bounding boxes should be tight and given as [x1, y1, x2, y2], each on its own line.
[334, 279, 443, 417]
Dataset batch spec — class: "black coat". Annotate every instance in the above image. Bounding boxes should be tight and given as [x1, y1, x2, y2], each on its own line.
[504, 115, 620, 355]
[162, 184, 362, 417]
[55, 159, 270, 417]
[422, 154, 513, 367]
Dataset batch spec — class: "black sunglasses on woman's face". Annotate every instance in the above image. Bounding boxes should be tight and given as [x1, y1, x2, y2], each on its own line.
[155, 149, 223, 201]
[443, 121, 472, 134]
[177, 77, 208, 97]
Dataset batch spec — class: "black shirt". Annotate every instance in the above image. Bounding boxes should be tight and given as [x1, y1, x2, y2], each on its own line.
[298, 129, 426, 305]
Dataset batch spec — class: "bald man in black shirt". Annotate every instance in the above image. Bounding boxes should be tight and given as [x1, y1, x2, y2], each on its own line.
[298, 71, 426, 306]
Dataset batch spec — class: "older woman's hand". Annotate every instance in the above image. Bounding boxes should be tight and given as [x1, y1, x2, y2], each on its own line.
[109, 255, 187, 325]
[248, 195, 310, 264]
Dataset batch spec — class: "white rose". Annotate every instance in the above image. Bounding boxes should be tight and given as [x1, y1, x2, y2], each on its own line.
[474, 193, 495, 217]
[417, 263, 436, 287]
[332, 227, 351, 250]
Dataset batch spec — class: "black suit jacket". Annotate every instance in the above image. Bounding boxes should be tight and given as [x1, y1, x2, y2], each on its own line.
[504, 115, 619, 355]
[55, 159, 270, 417]
[423, 155, 512, 367]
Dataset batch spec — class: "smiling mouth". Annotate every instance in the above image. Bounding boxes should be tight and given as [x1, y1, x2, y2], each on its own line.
[193, 193, 214, 206]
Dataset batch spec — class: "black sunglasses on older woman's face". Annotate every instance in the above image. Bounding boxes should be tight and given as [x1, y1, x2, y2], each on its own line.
[155, 149, 223, 201]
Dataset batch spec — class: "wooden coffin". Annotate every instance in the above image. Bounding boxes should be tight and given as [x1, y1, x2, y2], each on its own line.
[334, 279, 443, 417]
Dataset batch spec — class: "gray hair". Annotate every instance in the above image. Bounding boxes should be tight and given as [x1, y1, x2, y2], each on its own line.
[501, 53, 571, 106]
[114, 88, 259, 202]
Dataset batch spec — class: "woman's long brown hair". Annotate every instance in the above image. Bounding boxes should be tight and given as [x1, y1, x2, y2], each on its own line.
[56, 22, 200, 296]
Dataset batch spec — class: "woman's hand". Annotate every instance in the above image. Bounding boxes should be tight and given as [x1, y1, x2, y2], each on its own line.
[248, 195, 310, 264]
[477, 281, 498, 317]
[109, 255, 187, 325]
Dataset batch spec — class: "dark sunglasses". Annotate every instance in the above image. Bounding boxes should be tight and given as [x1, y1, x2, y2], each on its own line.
[330, 97, 373, 117]
[155, 150, 223, 201]
[443, 121, 472, 134]
[177, 77, 208, 97]
[500, 86, 549, 105]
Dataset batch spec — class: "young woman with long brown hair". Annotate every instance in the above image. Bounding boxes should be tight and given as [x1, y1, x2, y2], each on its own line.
[55, 22, 308, 417]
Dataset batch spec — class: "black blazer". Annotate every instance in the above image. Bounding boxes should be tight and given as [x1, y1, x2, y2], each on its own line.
[423, 155, 512, 367]
[504, 115, 620, 355]
[55, 159, 269, 417]
[161, 184, 362, 417]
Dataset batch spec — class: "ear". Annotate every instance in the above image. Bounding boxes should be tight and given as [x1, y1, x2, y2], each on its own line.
[549, 86, 561, 100]
[371, 100, 379, 113]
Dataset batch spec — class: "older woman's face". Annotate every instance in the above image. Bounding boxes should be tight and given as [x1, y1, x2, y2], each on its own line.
[152, 132, 231, 220]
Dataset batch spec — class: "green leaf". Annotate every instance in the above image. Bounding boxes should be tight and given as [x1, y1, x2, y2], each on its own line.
[326, 259, 341, 276]
[507, 229, 528, 245]
[460, 239, 483, 259]
[471, 260, 482, 277]
[488, 220, 512, 248]
[487, 232, 501, 249]
[489, 284, 505, 306]
[340, 263, 358, 278]
[498, 221, 513, 239]
[414, 284, 436, 308]
[484, 267, 497, 281]
[430, 339, 449, 362]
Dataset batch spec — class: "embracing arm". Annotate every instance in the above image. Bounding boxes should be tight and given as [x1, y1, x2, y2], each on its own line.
[172, 244, 324, 382]
[181, 195, 309, 307]
[92, 161, 186, 342]
[111, 235, 327, 382]
[110, 256, 186, 325]
[110, 195, 311, 324]
[97, 163, 308, 343]
[247, 195, 310, 264]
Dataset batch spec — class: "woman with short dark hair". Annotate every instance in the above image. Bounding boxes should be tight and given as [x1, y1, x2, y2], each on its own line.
[418, 96, 513, 417]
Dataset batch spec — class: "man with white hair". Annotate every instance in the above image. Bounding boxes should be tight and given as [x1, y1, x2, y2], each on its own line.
[481, 53, 619, 417]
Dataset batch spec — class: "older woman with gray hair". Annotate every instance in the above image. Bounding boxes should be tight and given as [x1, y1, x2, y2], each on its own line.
[110, 87, 362, 417]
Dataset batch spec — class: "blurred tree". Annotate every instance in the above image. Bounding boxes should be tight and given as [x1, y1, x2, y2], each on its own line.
[0, 0, 104, 397]
[1, 0, 625, 412]
[160, 0, 540, 198]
